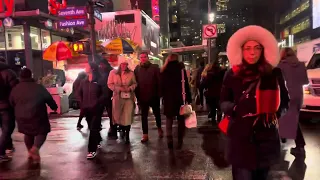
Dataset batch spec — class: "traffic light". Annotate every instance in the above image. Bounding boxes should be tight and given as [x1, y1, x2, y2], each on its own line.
[72, 42, 84, 52]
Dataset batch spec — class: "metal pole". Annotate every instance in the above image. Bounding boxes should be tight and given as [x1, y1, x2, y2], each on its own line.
[207, 0, 212, 64]
[88, 0, 96, 62]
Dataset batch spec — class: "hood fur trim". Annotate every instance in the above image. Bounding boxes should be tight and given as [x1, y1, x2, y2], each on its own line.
[227, 25, 280, 67]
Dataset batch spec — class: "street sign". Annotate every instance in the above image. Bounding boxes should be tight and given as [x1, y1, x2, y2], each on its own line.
[94, 9, 102, 22]
[95, 1, 105, 7]
[3, 17, 14, 28]
[58, 19, 87, 28]
[203, 24, 217, 39]
[58, 7, 87, 17]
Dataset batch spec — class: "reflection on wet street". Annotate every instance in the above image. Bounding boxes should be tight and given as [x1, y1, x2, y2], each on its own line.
[0, 115, 319, 180]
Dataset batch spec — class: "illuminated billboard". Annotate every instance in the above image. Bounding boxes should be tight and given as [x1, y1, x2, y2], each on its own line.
[313, 0, 320, 29]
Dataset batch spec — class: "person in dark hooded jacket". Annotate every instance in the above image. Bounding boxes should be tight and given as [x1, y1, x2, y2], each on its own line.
[98, 60, 116, 139]
[10, 68, 57, 163]
[278, 47, 309, 157]
[79, 63, 106, 159]
[0, 57, 19, 162]
[71, 72, 87, 129]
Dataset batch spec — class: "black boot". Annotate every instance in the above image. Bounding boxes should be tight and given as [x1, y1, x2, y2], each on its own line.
[167, 136, 173, 149]
[125, 129, 130, 144]
[177, 137, 183, 150]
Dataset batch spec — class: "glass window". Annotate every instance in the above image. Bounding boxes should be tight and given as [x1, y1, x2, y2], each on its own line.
[52, 35, 62, 43]
[0, 28, 5, 50]
[30, 27, 41, 50]
[5, 26, 25, 50]
[41, 30, 51, 50]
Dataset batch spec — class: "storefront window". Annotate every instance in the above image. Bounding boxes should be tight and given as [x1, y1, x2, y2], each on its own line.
[30, 27, 41, 50]
[52, 35, 62, 43]
[0, 28, 5, 50]
[5, 26, 25, 50]
[41, 30, 51, 50]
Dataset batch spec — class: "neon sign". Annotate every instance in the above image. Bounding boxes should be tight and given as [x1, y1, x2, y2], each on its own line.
[0, 0, 15, 17]
[48, 0, 67, 15]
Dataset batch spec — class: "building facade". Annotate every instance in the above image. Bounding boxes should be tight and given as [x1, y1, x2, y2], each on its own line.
[0, 0, 96, 78]
[278, 0, 320, 47]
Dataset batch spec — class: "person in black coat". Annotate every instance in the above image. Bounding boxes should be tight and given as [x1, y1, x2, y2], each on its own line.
[161, 54, 192, 150]
[220, 26, 289, 180]
[98, 60, 116, 139]
[201, 63, 226, 125]
[72, 72, 87, 129]
[79, 63, 106, 159]
[134, 52, 163, 143]
[0, 57, 19, 162]
[9, 68, 57, 163]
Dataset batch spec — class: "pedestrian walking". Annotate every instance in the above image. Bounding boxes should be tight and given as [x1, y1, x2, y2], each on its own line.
[72, 72, 87, 129]
[108, 58, 137, 144]
[9, 68, 57, 163]
[278, 47, 309, 157]
[79, 63, 105, 159]
[220, 25, 289, 180]
[0, 57, 19, 162]
[161, 54, 192, 150]
[98, 60, 117, 139]
[201, 62, 226, 125]
[196, 61, 205, 107]
[134, 52, 163, 143]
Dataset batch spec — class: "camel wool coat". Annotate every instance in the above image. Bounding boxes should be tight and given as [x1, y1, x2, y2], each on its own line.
[107, 69, 137, 126]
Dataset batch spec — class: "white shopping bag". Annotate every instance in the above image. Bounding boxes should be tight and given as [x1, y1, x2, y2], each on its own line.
[185, 111, 197, 128]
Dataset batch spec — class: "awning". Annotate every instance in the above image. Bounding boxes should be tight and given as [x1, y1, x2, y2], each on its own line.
[0, 9, 89, 35]
[161, 45, 207, 55]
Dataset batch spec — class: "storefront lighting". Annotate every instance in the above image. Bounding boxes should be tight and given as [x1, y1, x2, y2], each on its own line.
[21, 33, 38, 37]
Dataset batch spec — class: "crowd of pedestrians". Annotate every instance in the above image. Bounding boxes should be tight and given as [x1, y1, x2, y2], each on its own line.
[0, 25, 309, 180]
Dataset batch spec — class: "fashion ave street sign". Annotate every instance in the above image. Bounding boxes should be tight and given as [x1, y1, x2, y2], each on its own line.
[58, 19, 87, 28]
[0, 0, 15, 17]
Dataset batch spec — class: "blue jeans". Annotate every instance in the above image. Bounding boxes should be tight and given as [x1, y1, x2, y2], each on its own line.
[0, 109, 15, 155]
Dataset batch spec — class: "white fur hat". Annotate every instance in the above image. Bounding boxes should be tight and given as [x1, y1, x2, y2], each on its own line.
[226, 25, 280, 67]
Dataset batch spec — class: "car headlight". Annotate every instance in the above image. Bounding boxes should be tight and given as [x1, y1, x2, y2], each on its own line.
[303, 84, 311, 94]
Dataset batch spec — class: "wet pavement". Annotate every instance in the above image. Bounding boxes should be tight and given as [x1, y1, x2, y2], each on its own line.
[0, 113, 319, 180]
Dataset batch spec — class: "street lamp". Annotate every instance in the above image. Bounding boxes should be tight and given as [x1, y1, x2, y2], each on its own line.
[209, 13, 215, 23]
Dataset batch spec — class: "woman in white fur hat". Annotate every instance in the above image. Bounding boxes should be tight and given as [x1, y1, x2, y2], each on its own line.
[108, 58, 137, 144]
[220, 26, 289, 179]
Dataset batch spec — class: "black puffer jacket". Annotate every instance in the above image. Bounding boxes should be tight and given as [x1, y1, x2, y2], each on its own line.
[10, 78, 57, 135]
[0, 62, 19, 110]
[220, 68, 289, 170]
[79, 75, 105, 109]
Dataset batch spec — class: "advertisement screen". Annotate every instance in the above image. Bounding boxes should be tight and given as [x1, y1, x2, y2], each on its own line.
[313, 0, 320, 29]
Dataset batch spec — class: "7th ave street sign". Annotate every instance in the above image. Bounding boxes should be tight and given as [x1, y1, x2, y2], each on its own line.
[94, 9, 102, 22]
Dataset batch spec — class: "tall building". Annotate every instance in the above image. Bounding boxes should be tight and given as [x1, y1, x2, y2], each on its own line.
[213, 0, 279, 51]
[277, 0, 320, 48]
[166, 0, 205, 46]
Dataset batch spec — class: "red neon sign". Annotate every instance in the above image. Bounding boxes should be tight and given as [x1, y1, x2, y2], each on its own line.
[0, 0, 15, 17]
[48, 0, 67, 15]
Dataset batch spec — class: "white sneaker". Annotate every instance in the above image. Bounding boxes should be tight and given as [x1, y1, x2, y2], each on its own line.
[87, 152, 97, 159]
